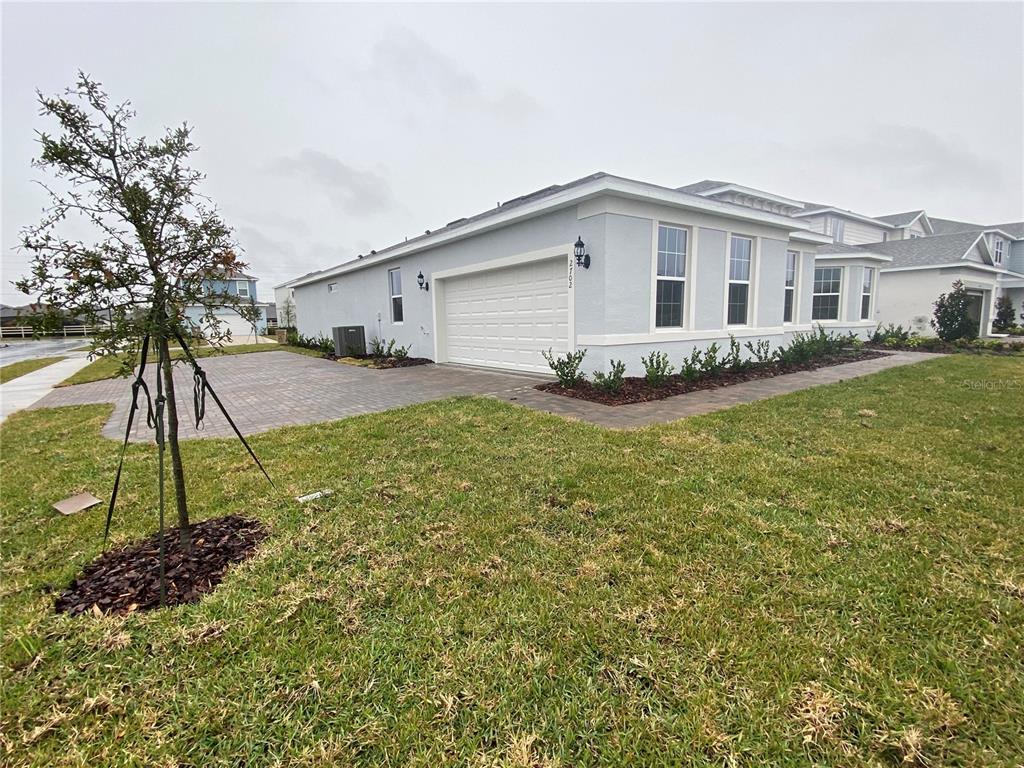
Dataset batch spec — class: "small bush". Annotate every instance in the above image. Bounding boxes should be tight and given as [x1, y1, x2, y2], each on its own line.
[700, 343, 725, 375]
[680, 348, 703, 381]
[592, 360, 626, 393]
[871, 323, 911, 344]
[543, 348, 587, 387]
[725, 335, 747, 371]
[641, 351, 674, 387]
[744, 339, 772, 365]
[932, 280, 979, 341]
[993, 296, 1017, 333]
[392, 344, 410, 360]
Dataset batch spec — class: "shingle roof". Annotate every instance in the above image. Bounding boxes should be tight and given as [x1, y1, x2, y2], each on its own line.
[929, 217, 1024, 238]
[818, 231, 986, 269]
[675, 180, 731, 194]
[874, 210, 925, 227]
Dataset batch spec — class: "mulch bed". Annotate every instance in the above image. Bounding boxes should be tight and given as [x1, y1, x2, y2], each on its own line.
[55, 515, 267, 616]
[336, 354, 433, 368]
[537, 349, 889, 406]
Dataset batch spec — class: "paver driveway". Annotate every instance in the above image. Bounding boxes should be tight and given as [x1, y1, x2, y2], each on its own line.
[31, 351, 547, 441]
[29, 348, 943, 439]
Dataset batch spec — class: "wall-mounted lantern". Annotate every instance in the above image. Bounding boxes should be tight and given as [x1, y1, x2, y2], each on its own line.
[574, 236, 591, 269]
[417, 271, 429, 291]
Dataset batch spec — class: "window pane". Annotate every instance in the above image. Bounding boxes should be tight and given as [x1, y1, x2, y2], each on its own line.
[391, 296, 403, 323]
[389, 269, 401, 296]
[785, 251, 797, 287]
[813, 267, 841, 294]
[655, 279, 683, 327]
[727, 283, 748, 325]
[861, 293, 871, 320]
[811, 295, 839, 321]
[784, 288, 794, 323]
[862, 267, 873, 292]
[730, 237, 752, 281]
[657, 226, 686, 277]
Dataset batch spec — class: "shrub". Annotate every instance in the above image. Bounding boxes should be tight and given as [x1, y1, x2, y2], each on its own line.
[680, 348, 703, 381]
[641, 351, 674, 387]
[993, 296, 1017, 333]
[542, 348, 587, 387]
[700, 343, 725, 375]
[871, 323, 911, 344]
[744, 339, 773, 365]
[392, 343, 410, 360]
[932, 280, 979, 341]
[774, 326, 852, 366]
[592, 360, 626, 393]
[724, 335, 747, 371]
[289, 331, 335, 356]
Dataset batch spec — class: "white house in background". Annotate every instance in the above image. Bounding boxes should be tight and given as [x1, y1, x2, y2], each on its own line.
[183, 269, 271, 341]
[281, 172, 893, 376]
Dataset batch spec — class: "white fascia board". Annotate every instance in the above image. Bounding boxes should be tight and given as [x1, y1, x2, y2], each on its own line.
[793, 207, 896, 229]
[981, 228, 1019, 240]
[289, 177, 814, 288]
[697, 183, 805, 210]
[960, 233, 992, 264]
[917, 213, 933, 235]
[789, 230, 833, 245]
[880, 262, 1006, 274]
[815, 252, 893, 263]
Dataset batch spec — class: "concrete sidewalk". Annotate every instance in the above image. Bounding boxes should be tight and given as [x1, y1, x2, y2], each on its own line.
[0, 353, 94, 423]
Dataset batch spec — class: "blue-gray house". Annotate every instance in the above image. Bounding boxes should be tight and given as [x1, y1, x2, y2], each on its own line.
[183, 270, 271, 341]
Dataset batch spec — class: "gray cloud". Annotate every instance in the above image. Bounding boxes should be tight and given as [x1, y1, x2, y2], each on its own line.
[269, 150, 399, 216]
[364, 27, 539, 121]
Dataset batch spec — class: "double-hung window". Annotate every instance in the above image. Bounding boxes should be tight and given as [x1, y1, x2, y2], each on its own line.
[727, 236, 753, 325]
[236, 280, 250, 298]
[812, 266, 842, 321]
[994, 238, 1004, 264]
[784, 250, 798, 323]
[388, 268, 403, 323]
[860, 267, 874, 320]
[655, 224, 687, 327]
[830, 217, 845, 244]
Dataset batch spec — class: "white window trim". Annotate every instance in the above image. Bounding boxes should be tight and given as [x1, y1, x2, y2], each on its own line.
[650, 221, 693, 331]
[784, 249, 801, 324]
[236, 280, 250, 298]
[993, 238, 1004, 264]
[860, 267, 875, 321]
[830, 217, 846, 244]
[723, 233, 757, 328]
[388, 267, 403, 324]
[812, 265, 844, 322]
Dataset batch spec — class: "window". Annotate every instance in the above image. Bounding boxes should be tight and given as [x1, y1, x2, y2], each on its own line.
[236, 280, 249, 298]
[784, 250, 798, 323]
[909, 232, 922, 239]
[994, 238, 1004, 264]
[327, 282, 337, 293]
[727, 236, 753, 325]
[812, 266, 842, 321]
[388, 268, 403, 323]
[830, 217, 845, 244]
[861, 267, 874, 320]
[655, 224, 687, 327]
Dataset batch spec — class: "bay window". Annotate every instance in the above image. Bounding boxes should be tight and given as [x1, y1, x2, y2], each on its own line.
[861, 267, 874, 320]
[812, 266, 842, 321]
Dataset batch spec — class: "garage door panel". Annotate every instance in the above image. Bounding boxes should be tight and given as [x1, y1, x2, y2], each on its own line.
[443, 256, 569, 373]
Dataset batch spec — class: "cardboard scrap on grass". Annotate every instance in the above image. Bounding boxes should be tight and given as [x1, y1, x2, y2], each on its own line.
[53, 492, 102, 516]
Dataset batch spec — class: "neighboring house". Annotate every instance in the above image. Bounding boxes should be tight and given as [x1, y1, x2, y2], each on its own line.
[183, 270, 270, 339]
[283, 172, 885, 376]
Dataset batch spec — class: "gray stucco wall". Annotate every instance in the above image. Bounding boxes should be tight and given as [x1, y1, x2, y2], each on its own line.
[695, 228, 727, 330]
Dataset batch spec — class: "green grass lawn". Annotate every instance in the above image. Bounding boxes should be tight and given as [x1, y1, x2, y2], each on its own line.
[0, 356, 65, 384]
[59, 343, 324, 386]
[2, 355, 1022, 766]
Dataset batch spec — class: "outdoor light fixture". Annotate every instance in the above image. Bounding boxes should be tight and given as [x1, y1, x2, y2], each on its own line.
[574, 236, 591, 269]
[417, 271, 429, 291]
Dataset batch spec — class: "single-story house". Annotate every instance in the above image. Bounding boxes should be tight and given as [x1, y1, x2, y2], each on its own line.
[286, 172, 880, 375]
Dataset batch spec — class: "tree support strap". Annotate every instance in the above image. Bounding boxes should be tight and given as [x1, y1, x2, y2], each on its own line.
[170, 329, 275, 489]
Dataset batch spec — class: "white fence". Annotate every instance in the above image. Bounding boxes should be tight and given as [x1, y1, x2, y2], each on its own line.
[0, 325, 100, 339]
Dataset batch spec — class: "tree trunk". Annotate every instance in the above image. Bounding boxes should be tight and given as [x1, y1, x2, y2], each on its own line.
[158, 336, 192, 552]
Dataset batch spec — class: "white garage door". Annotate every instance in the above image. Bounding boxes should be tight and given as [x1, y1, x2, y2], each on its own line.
[213, 309, 259, 342]
[442, 256, 570, 373]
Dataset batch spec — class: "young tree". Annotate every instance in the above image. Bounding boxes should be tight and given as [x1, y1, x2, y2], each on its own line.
[992, 295, 1016, 332]
[16, 73, 260, 550]
[931, 280, 979, 341]
[280, 296, 296, 329]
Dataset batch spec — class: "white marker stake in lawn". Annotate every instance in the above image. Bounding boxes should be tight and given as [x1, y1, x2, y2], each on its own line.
[296, 490, 333, 503]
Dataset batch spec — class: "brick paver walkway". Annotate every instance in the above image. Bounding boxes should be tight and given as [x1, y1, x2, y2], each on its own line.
[30, 349, 943, 439]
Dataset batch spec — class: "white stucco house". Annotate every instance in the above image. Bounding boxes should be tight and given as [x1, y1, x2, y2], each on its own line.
[278, 172, 1023, 375]
[279, 173, 896, 375]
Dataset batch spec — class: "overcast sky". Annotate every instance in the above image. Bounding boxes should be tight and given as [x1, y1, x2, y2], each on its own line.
[3, 1, 1022, 304]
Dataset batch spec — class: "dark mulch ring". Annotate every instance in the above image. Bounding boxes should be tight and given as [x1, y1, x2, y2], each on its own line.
[537, 349, 890, 406]
[55, 515, 267, 616]
[341, 354, 433, 368]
